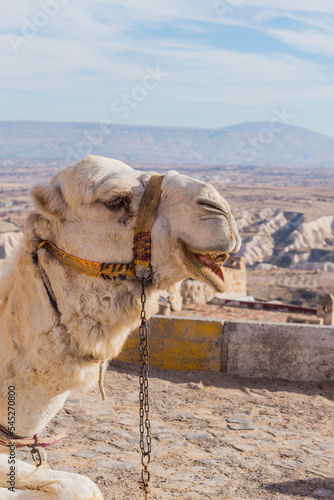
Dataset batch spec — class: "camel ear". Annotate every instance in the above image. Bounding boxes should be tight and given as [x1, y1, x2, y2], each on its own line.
[30, 183, 67, 220]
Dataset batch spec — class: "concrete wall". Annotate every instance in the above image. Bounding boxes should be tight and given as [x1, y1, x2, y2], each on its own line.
[223, 320, 334, 382]
[116, 316, 334, 382]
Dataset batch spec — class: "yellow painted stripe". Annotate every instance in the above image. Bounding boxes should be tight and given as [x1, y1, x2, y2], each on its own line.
[117, 316, 224, 372]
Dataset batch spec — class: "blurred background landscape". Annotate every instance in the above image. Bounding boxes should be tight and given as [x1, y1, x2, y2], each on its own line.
[1, 119, 333, 315]
[1, 0, 334, 317]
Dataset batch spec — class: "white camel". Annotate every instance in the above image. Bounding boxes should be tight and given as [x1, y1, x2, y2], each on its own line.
[0, 155, 240, 499]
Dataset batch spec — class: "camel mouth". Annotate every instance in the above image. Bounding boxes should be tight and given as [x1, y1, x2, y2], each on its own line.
[181, 242, 229, 292]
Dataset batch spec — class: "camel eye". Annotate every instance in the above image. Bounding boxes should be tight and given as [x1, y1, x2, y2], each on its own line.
[101, 194, 131, 212]
[103, 199, 126, 211]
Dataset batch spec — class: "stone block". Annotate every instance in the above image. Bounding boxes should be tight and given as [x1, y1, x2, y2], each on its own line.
[317, 293, 334, 325]
[223, 320, 334, 382]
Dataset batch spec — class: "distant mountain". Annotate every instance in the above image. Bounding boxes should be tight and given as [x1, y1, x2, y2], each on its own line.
[1, 120, 334, 167]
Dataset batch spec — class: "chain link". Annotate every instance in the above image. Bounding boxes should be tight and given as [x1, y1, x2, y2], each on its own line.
[139, 278, 151, 495]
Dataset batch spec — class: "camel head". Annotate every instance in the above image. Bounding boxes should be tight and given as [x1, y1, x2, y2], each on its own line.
[28, 155, 240, 294]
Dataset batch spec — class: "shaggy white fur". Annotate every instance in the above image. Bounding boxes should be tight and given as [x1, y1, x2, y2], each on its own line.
[0, 155, 240, 499]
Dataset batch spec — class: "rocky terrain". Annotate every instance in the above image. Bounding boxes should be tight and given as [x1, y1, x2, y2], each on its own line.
[236, 211, 334, 271]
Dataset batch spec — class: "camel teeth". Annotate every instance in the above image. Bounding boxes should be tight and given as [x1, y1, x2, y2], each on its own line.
[197, 251, 228, 261]
[208, 252, 219, 259]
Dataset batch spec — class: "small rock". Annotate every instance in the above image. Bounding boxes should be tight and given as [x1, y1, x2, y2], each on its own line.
[268, 430, 296, 438]
[281, 450, 297, 458]
[284, 439, 310, 447]
[240, 432, 263, 439]
[88, 432, 110, 442]
[195, 458, 227, 466]
[107, 440, 134, 450]
[226, 413, 251, 424]
[214, 448, 239, 459]
[197, 408, 212, 415]
[74, 449, 104, 459]
[171, 411, 197, 420]
[111, 428, 137, 440]
[184, 431, 212, 441]
[98, 459, 136, 469]
[73, 415, 93, 423]
[94, 423, 114, 432]
[232, 443, 257, 452]
[317, 442, 334, 450]
[211, 429, 230, 438]
[255, 439, 279, 448]
[155, 432, 183, 442]
[239, 456, 260, 468]
[92, 445, 116, 454]
[91, 409, 114, 415]
[161, 480, 188, 492]
[218, 436, 238, 444]
[302, 445, 321, 455]
[168, 472, 201, 482]
[64, 405, 87, 415]
[228, 423, 255, 431]
[317, 453, 334, 463]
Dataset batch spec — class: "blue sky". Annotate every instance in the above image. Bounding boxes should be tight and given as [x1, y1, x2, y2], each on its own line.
[1, 0, 334, 137]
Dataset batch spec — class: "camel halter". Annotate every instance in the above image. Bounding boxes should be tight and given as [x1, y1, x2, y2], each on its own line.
[37, 173, 164, 281]
[33, 173, 164, 497]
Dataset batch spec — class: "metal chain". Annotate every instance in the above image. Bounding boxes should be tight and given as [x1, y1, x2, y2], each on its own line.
[138, 278, 152, 498]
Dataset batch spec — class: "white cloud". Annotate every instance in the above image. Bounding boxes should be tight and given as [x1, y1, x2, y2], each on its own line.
[265, 28, 334, 58]
[239, 0, 334, 15]
[2, 29, 332, 109]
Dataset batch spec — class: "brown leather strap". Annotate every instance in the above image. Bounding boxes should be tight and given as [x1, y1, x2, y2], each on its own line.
[134, 174, 164, 234]
[133, 174, 164, 268]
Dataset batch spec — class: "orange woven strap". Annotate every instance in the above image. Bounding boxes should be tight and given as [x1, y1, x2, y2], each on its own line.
[38, 241, 135, 280]
[133, 174, 164, 267]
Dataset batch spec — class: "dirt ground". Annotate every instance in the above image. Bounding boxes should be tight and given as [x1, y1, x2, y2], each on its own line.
[18, 363, 334, 500]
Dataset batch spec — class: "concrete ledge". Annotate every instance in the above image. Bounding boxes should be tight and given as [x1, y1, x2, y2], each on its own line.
[223, 320, 334, 382]
[116, 316, 334, 382]
[117, 315, 224, 372]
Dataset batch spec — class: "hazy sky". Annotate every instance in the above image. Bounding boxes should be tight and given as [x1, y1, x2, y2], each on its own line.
[2, 0, 334, 137]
